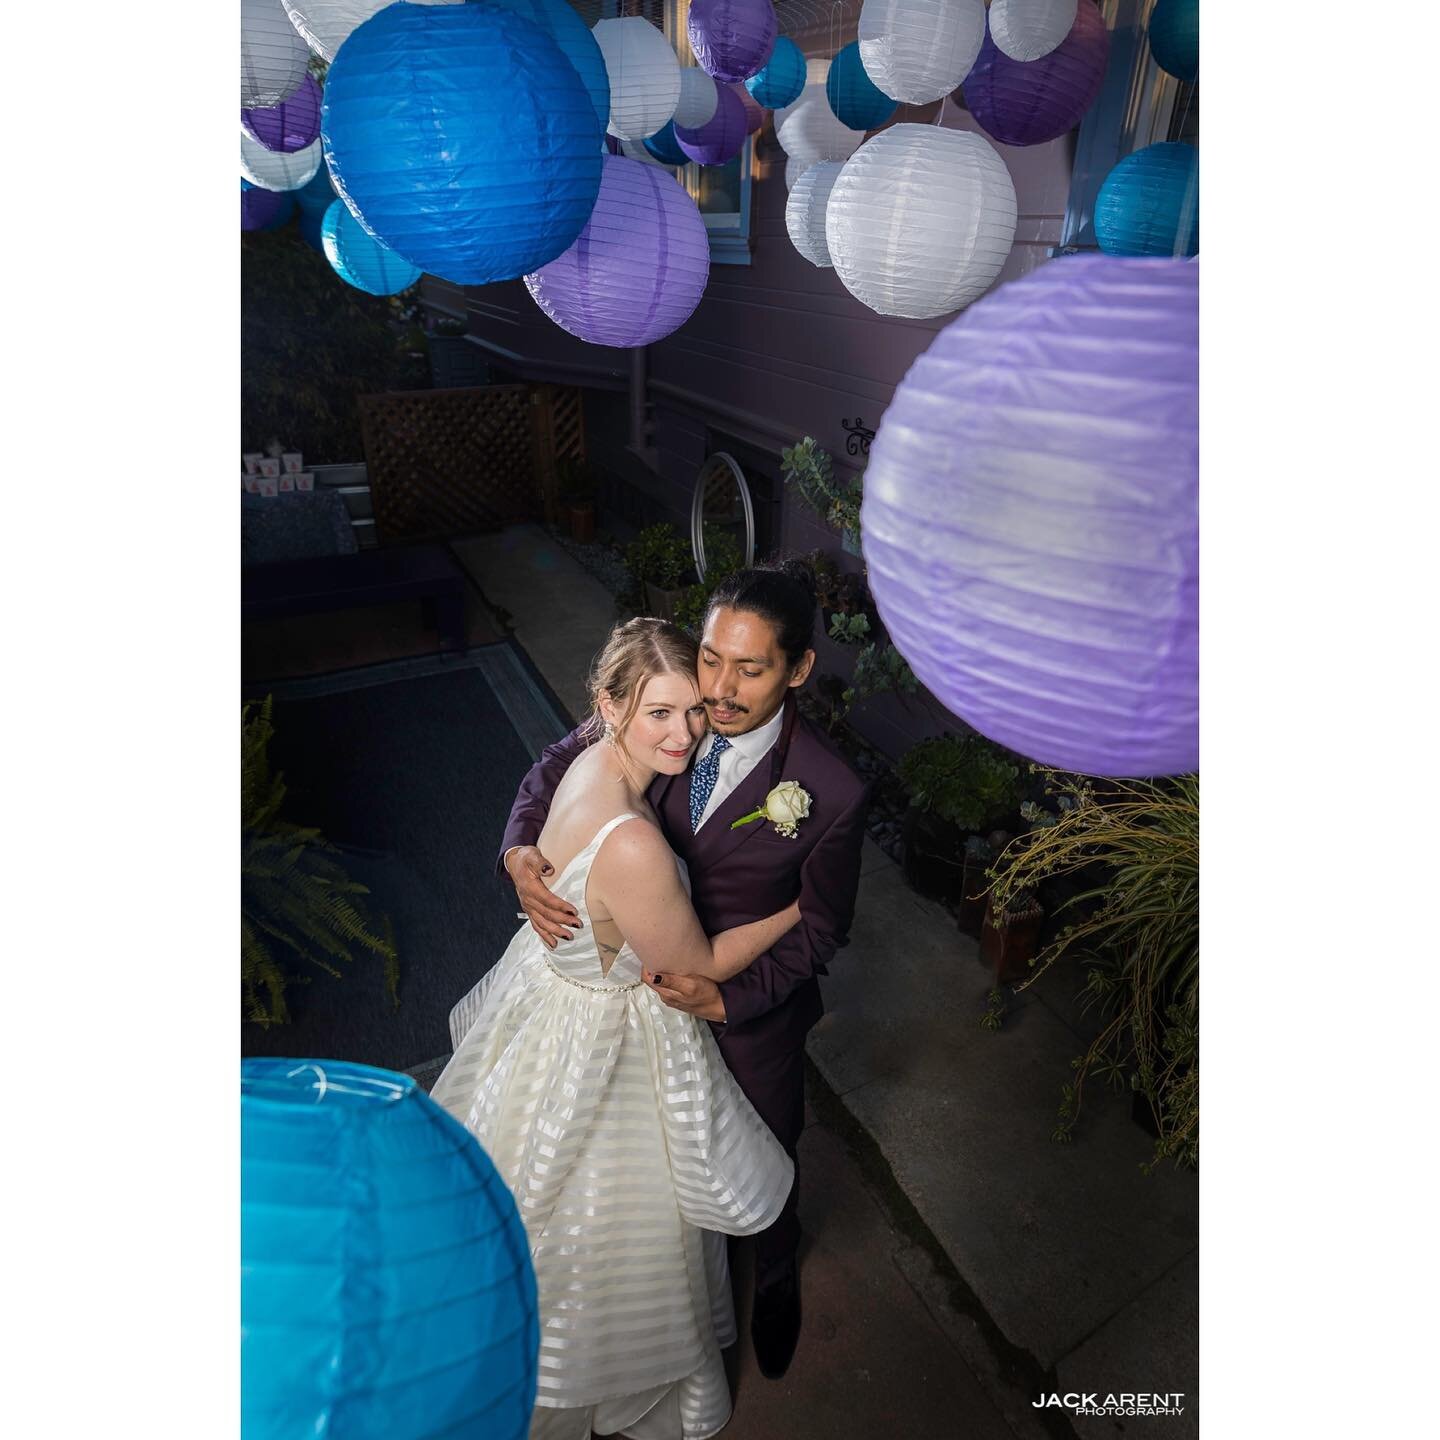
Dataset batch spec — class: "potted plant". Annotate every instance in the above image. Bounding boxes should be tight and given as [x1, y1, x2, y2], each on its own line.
[895, 734, 1025, 901]
[979, 885, 1044, 984]
[557, 457, 597, 543]
[957, 834, 996, 937]
[625, 523, 694, 620]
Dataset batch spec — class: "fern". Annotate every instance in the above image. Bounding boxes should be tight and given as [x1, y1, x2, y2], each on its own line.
[241, 697, 400, 1027]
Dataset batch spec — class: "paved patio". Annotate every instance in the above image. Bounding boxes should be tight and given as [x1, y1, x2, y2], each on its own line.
[446, 524, 1200, 1439]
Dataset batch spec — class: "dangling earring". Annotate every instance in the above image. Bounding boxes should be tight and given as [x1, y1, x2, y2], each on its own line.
[603, 720, 615, 746]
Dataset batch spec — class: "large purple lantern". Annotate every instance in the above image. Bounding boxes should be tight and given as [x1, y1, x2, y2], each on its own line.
[241, 182, 287, 231]
[862, 256, 1197, 778]
[675, 82, 748, 165]
[962, 0, 1110, 147]
[524, 156, 711, 349]
[687, 0, 777, 85]
[242, 73, 322, 154]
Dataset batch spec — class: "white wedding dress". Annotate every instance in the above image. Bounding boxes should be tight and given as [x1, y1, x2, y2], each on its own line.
[431, 813, 794, 1440]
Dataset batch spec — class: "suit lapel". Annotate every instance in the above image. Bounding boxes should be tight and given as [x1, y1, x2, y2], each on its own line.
[689, 696, 799, 868]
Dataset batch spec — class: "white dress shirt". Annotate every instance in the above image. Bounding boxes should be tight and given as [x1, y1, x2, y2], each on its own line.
[694, 706, 785, 831]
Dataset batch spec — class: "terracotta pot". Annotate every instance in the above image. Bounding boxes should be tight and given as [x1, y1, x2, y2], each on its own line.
[567, 503, 595, 544]
[980, 894, 1045, 984]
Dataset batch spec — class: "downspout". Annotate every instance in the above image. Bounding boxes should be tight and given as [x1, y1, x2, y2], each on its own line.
[628, 345, 650, 457]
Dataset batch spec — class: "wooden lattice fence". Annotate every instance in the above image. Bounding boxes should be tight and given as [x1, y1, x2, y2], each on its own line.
[358, 384, 584, 543]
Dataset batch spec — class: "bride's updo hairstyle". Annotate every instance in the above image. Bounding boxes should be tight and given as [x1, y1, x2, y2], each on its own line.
[703, 556, 819, 669]
[583, 616, 701, 748]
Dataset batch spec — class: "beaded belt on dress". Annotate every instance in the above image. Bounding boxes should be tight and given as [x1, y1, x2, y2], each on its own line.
[545, 956, 643, 992]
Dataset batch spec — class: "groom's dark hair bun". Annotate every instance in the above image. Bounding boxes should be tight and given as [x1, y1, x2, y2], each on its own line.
[705, 555, 818, 667]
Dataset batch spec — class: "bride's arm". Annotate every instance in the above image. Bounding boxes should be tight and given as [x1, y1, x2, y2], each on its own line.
[593, 821, 801, 983]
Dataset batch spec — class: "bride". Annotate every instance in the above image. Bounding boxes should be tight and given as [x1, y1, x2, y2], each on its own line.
[430, 618, 797, 1440]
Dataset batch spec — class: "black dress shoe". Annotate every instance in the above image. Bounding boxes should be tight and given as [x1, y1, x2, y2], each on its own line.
[750, 1264, 801, 1379]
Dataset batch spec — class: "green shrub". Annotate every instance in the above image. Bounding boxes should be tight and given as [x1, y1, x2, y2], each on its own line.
[625, 523, 692, 590]
[897, 733, 1024, 832]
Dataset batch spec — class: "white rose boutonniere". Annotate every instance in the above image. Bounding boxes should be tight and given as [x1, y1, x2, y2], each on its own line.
[731, 781, 812, 839]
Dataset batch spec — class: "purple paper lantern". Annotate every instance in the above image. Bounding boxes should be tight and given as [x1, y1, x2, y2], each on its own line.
[241, 183, 287, 231]
[687, 0, 777, 85]
[524, 155, 711, 349]
[962, 0, 1110, 147]
[675, 83, 748, 165]
[862, 256, 1197, 778]
[242, 73, 322, 154]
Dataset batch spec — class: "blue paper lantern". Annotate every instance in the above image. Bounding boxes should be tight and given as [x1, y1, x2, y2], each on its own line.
[242, 1058, 538, 1440]
[294, 160, 338, 215]
[322, 3, 602, 285]
[1148, 0, 1198, 83]
[826, 41, 899, 131]
[485, 0, 611, 132]
[299, 205, 328, 250]
[643, 120, 689, 167]
[322, 199, 422, 294]
[1094, 142, 1198, 257]
[746, 34, 805, 109]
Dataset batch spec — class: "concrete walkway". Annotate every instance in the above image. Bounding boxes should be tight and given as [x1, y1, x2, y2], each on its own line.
[452, 525, 1199, 1439]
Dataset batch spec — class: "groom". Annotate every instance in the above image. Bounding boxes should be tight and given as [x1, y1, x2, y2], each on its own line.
[500, 559, 869, 1380]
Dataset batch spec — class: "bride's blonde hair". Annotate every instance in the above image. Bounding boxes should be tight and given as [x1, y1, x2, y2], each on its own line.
[584, 618, 700, 762]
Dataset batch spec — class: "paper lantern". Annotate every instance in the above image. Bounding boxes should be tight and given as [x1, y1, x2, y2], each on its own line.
[775, 65, 864, 165]
[862, 255, 1198, 777]
[242, 0, 310, 107]
[242, 73, 322, 153]
[733, 81, 766, 134]
[280, 0, 463, 66]
[294, 160, 338, 214]
[746, 34, 805, 108]
[242, 132, 322, 191]
[593, 16, 682, 142]
[675, 67, 719, 128]
[643, 120, 689, 167]
[619, 135, 674, 170]
[1148, 0, 1198, 83]
[1095, 142, 1198, 257]
[322, 199, 422, 294]
[674, 82, 748, 165]
[826, 41, 898, 131]
[826, 124, 1016, 319]
[989, 0, 1078, 62]
[785, 160, 843, 267]
[857, 0, 986, 105]
[323, 3, 602, 284]
[241, 1058, 538, 1440]
[299, 205, 328, 249]
[687, 0, 777, 85]
[259, 193, 298, 231]
[242, 183, 287, 231]
[783, 152, 809, 189]
[484, 0, 612, 132]
[524, 155, 710, 348]
[962, 0, 1109, 146]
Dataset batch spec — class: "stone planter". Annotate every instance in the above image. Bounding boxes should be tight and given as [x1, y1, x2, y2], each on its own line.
[957, 852, 992, 938]
[644, 580, 688, 621]
[901, 807, 967, 902]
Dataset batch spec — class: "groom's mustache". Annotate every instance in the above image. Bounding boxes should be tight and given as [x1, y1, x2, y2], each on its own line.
[702, 698, 748, 714]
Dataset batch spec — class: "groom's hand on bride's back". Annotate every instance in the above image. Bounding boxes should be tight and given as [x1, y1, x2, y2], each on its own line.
[505, 844, 582, 949]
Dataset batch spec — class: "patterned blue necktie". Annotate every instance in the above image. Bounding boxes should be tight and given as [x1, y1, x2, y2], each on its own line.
[689, 734, 733, 834]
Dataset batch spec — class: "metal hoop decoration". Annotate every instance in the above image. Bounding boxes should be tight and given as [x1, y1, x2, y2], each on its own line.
[690, 451, 756, 583]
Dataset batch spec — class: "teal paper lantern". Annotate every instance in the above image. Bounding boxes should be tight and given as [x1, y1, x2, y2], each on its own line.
[643, 120, 690, 167]
[322, 3, 602, 285]
[746, 35, 805, 109]
[826, 40, 899, 131]
[242, 1058, 538, 1440]
[322, 199, 422, 294]
[485, 0, 611, 131]
[1148, 0, 1198, 83]
[1094, 142, 1198, 257]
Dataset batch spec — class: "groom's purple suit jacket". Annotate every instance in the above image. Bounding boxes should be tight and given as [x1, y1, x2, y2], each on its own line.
[498, 694, 870, 1052]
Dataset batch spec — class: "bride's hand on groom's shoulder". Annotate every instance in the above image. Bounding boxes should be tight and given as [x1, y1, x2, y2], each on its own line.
[507, 844, 581, 949]
[644, 970, 726, 1024]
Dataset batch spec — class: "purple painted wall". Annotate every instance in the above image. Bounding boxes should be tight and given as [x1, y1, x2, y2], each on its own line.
[420, 87, 1076, 761]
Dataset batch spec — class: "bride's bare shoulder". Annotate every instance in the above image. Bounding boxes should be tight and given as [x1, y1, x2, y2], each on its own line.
[592, 814, 675, 883]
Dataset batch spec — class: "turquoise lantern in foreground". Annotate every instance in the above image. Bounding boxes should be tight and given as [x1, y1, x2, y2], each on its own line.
[242, 1058, 538, 1440]
[322, 3, 602, 285]
[1094, 142, 1198, 257]
[746, 35, 805, 109]
[322, 200, 422, 294]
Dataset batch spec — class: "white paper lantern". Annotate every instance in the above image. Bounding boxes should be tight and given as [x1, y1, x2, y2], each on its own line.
[783, 153, 809, 190]
[242, 0, 310, 107]
[241, 132, 323, 191]
[775, 62, 864, 165]
[857, 0, 986, 105]
[281, 0, 463, 65]
[674, 66, 719, 128]
[785, 161, 843, 267]
[619, 135, 674, 170]
[826, 124, 1016, 319]
[593, 17, 682, 141]
[989, 0, 1078, 62]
